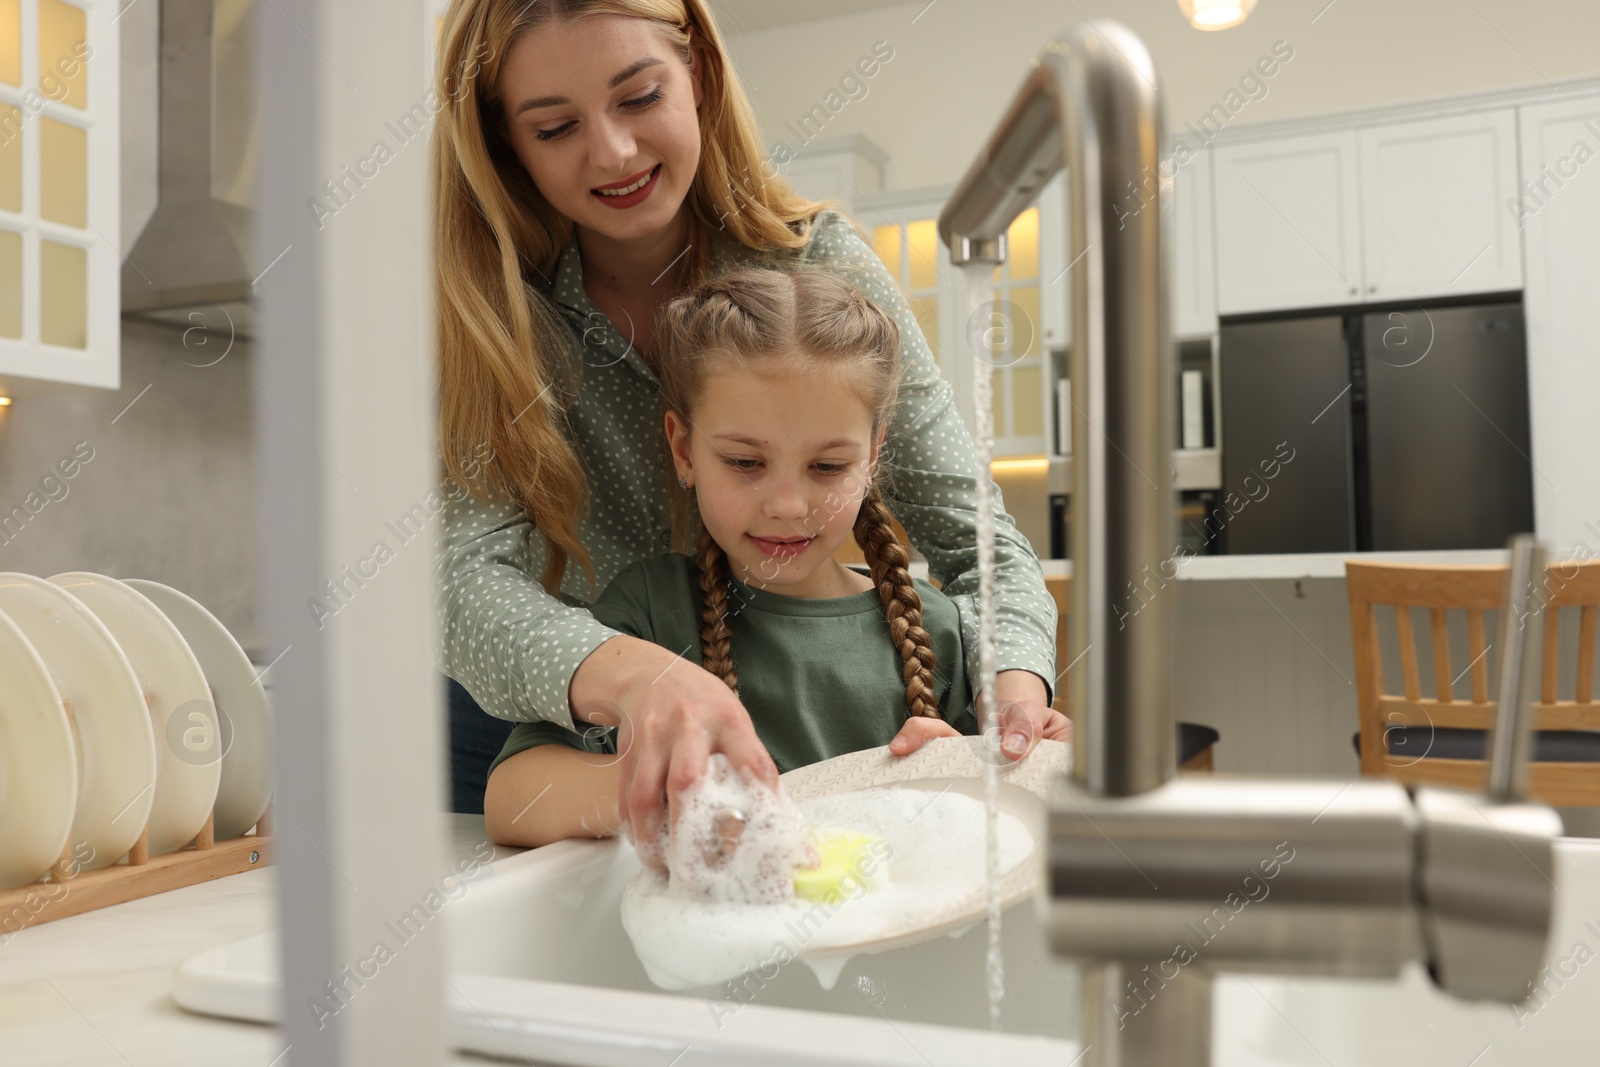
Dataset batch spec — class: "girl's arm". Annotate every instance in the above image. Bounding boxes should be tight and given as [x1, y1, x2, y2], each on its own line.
[483, 744, 621, 848]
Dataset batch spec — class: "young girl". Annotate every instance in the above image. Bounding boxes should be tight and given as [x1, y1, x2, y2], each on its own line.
[482, 267, 1070, 854]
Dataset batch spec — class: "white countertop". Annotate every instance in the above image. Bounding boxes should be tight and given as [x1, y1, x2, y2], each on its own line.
[1035, 548, 1507, 581]
[0, 815, 520, 1066]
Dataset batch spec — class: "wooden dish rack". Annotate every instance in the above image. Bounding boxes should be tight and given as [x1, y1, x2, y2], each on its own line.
[0, 693, 275, 928]
[0, 809, 274, 928]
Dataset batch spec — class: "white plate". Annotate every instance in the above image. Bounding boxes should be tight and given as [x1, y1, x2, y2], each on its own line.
[778, 735, 1071, 958]
[0, 608, 77, 889]
[124, 579, 272, 839]
[49, 572, 220, 856]
[0, 573, 155, 872]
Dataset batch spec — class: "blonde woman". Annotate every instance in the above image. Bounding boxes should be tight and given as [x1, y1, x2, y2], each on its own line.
[433, 0, 1062, 854]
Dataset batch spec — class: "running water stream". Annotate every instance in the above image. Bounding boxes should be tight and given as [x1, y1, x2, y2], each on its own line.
[962, 261, 1005, 1030]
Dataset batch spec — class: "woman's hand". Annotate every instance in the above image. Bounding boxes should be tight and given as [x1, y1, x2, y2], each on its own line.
[886, 702, 1070, 760]
[570, 635, 776, 875]
[994, 699, 1072, 760]
[993, 668, 1071, 760]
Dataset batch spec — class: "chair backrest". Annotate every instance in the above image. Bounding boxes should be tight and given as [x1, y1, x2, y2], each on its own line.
[1344, 559, 1600, 793]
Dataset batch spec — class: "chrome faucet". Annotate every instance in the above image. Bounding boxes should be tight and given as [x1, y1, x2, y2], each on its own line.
[938, 22, 1561, 1066]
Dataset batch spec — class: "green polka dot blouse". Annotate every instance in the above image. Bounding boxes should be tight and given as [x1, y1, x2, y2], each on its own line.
[435, 208, 1059, 731]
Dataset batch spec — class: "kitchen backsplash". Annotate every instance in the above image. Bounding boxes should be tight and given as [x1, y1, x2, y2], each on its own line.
[0, 323, 259, 657]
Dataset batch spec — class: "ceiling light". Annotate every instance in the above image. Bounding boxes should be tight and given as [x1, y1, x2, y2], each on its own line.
[1179, 0, 1257, 31]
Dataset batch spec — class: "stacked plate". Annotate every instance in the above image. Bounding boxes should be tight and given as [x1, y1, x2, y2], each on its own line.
[0, 573, 273, 890]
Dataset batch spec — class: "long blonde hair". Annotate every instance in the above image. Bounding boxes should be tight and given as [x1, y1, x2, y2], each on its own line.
[431, 0, 842, 595]
[655, 267, 943, 721]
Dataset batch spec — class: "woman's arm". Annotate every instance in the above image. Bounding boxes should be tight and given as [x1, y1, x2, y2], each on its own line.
[436, 487, 630, 730]
[443, 516, 778, 863]
[484, 744, 621, 848]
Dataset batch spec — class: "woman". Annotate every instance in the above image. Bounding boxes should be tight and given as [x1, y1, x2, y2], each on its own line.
[432, 0, 1061, 850]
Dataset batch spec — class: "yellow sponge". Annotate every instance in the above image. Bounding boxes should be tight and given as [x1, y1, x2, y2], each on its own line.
[792, 828, 888, 902]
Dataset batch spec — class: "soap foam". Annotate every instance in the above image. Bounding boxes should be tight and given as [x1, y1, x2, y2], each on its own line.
[653, 753, 810, 906]
[621, 781, 1033, 992]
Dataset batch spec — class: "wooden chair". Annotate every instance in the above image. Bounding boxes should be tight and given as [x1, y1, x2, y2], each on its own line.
[1345, 559, 1600, 806]
[1045, 575, 1219, 772]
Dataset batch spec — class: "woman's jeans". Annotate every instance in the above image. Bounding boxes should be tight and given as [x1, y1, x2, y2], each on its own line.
[446, 675, 513, 814]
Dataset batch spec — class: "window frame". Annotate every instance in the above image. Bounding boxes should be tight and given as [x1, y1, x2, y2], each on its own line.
[0, 0, 119, 394]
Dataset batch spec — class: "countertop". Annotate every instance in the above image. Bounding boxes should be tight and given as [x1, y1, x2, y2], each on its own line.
[0, 814, 522, 1066]
[1034, 548, 1506, 581]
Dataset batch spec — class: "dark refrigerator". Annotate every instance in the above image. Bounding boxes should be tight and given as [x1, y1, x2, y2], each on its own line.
[1216, 301, 1534, 554]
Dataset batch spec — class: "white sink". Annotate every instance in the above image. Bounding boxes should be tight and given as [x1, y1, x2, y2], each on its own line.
[173, 834, 1600, 1064]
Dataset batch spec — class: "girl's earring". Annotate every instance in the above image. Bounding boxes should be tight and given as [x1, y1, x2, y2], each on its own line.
[679, 475, 690, 490]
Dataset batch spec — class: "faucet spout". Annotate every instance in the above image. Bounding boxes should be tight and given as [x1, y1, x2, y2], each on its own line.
[939, 20, 1174, 799]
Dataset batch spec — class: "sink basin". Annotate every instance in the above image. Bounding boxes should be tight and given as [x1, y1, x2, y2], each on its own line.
[173, 828, 1600, 1065]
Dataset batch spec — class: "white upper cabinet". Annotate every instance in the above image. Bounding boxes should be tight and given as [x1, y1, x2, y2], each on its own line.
[776, 133, 889, 206]
[1040, 152, 1218, 342]
[1516, 91, 1600, 553]
[1213, 129, 1364, 314]
[1169, 146, 1218, 337]
[1038, 170, 1070, 350]
[1213, 108, 1523, 315]
[1358, 109, 1522, 301]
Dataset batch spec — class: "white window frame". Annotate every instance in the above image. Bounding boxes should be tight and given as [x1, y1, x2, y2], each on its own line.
[0, 0, 119, 394]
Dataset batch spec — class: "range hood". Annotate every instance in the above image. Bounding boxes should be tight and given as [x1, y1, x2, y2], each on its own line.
[122, 0, 258, 339]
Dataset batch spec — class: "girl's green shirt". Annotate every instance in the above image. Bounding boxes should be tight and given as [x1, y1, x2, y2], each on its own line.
[487, 553, 977, 777]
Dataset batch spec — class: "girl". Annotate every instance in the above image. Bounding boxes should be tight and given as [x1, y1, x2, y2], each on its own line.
[482, 267, 1070, 855]
[432, 0, 1064, 854]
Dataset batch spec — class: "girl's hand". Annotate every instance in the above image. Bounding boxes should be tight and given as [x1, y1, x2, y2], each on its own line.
[571, 636, 776, 876]
[888, 715, 964, 756]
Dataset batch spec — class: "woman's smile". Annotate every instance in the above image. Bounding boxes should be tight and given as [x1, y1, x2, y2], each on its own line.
[592, 163, 662, 207]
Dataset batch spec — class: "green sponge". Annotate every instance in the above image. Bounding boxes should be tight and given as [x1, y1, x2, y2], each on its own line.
[792, 828, 888, 902]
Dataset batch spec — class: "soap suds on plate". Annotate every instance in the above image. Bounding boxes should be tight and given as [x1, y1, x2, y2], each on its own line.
[621, 763, 1033, 992]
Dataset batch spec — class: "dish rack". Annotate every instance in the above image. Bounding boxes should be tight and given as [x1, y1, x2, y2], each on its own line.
[0, 805, 274, 926]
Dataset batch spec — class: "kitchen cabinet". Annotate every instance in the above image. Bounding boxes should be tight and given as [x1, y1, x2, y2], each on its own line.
[1040, 152, 1217, 343]
[1170, 144, 1218, 337]
[1213, 128, 1364, 314]
[1516, 90, 1600, 552]
[1039, 170, 1070, 350]
[975, 200, 1047, 457]
[0, 0, 121, 398]
[778, 133, 889, 206]
[1213, 108, 1523, 315]
[853, 184, 971, 428]
[1358, 109, 1522, 301]
[856, 184, 1050, 458]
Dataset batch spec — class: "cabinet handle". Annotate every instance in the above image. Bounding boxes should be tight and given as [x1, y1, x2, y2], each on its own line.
[1348, 285, 1357, 296]
[1367, 284, 1377, 294]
